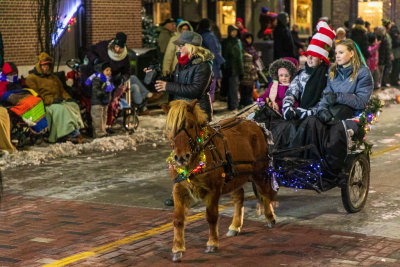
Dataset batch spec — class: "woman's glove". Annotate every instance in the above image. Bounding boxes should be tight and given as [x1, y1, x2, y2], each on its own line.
[283, 107, 297, 120]
[324, 92, 337, 105]
[295, 107, 310, 120]
[317, 109, 333, 123]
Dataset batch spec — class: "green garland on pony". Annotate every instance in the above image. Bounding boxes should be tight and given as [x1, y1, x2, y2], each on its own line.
[166, 127, 208, 183]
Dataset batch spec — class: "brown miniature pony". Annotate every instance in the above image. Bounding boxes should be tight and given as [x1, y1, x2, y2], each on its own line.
[166, 100, 277, 262]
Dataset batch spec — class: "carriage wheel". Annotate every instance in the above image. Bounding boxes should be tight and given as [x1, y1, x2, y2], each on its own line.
[341, 154, 370, 213]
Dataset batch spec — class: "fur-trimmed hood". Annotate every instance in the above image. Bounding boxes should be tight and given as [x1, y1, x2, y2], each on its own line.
[33, 52, 54, 76]
[269, 58, 297, 81]
[352, 24, 367, 33]
[191, 49, 214, 65]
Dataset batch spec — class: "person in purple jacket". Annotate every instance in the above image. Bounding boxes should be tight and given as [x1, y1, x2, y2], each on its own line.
[259, 58, 297, 114]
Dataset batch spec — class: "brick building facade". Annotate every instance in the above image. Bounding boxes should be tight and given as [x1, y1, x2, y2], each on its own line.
[0, 0, 142, 68]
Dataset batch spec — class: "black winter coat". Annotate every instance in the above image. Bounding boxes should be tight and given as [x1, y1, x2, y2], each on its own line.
[350, 25, 369, 59]
[86, 40, 130, 82]
[273, 23, 295, 59]
[166, 53, 213, 121]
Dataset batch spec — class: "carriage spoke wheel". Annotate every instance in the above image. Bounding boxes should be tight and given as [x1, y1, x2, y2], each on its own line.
[341, 154, 370, 213]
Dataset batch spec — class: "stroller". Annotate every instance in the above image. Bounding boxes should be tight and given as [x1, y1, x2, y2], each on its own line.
[66, 59, 139, 135]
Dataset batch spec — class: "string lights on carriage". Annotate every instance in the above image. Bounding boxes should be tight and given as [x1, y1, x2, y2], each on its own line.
[267, 161, 323, 191]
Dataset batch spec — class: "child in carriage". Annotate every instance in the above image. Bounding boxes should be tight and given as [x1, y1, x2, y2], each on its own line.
[258, 58, 297, 114]
[85, 62, 114, 137]
[281, 20, 334, 120]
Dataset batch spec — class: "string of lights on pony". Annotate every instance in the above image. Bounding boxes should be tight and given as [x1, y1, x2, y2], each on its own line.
[166, 127, 208, 183]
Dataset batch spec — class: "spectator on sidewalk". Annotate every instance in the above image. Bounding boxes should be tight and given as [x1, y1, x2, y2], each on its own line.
[0, 62, 48, 134]
[273, 12, 295, 59]
[197, 18, 225, 103]
[162, 20, 193, 77]
[388, 22, 400, 86]
[222, 25, 244, 110]
[367, 33, 381, 89]
[236, 18, 248, 36]
[376, 26, 392, 88]
[350, 18, 369, 60]
[86, 32, 152, 116]
[26, 52, 85, 143]
[157, 18, 176, 64]
[0, 107, 15, 152]
[151, 31, 214, 121]
[291, 24, 305, 60]
[85, 62, 114, 137]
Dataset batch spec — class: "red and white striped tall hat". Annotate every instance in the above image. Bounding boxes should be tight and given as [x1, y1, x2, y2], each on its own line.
[302, 20, 335, 64]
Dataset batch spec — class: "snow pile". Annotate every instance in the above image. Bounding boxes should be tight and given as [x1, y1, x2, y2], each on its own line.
[0, 115, 168, 169]
[375, 88, 400, 101]
[0, 105, 235, 170]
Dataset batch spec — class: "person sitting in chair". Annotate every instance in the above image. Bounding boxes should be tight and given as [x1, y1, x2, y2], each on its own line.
[26, 52, 85, 143]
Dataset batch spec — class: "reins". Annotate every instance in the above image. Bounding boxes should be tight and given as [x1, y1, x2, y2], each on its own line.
[171, 116, 266, 184]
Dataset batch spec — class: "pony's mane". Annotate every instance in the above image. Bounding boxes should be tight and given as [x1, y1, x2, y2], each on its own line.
[166, 100, 208, 136]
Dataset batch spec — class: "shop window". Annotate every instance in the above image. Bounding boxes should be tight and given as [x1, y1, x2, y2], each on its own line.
[358, 1, 383, 30]
[292, 0, 312, 37]
[217, 1, 236, 38]
[153, 2, 171, 25]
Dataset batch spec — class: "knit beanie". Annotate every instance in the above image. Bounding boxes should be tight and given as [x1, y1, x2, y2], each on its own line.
[1, 62, 18, 75]
[302, 20, 335, 64]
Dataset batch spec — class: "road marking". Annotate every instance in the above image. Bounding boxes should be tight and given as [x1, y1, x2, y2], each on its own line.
[371, 144, 400, 158]
[43, 144, 400, 267]
[43, 204, 229, 267]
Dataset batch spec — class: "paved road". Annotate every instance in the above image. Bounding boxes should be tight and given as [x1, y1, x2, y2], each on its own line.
[0, 103, 400, 266]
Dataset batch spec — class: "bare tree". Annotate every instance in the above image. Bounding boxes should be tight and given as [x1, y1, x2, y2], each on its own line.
[31, 0, 61, 59]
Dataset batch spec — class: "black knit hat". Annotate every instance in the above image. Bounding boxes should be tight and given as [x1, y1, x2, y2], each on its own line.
[113, 32, 127, 48]
[101, 62, 111, 71]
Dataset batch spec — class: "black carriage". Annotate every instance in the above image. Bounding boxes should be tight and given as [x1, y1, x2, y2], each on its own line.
[267, 144, 370, 213]
[252, 102, 378, 213]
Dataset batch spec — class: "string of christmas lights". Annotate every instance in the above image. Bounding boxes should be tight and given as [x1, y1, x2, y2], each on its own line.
[267, 159, 323, 191]
[166, 127, 208, 183]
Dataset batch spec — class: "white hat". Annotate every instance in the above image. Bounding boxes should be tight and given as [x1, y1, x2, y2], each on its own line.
[302, 20, 335, 64]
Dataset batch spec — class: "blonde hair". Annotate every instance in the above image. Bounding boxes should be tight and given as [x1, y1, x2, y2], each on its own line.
[166, 100, 208, 140]
[184, 43, 214, 61]
[329, 39, 362, 82]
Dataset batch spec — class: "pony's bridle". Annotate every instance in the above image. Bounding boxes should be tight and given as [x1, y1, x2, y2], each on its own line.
[174, 126, 201, 154]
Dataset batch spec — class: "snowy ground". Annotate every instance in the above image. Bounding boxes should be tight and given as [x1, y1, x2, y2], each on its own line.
[1, 87, 399, 171]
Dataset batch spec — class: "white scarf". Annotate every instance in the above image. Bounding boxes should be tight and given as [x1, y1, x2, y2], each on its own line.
[107, 40, 128, 61]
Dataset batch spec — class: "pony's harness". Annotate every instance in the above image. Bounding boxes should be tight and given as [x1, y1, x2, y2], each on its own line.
[173, 117, 267, 184]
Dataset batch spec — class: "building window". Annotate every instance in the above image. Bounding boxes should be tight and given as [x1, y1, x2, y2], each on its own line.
[292, 0, 312, 37]
[358, 1, 383, 29]
[153, 2, 171, 25]
[217, 1, 236, 37]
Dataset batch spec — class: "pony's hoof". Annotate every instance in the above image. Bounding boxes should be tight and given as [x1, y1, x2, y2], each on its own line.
[172, 252, 183, 262]
[226, 229, 239, 237]
[205, 246, 218, 253]
[266, 220, 276, 228]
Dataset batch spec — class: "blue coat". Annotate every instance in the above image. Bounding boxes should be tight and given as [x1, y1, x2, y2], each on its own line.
[318, 65, 373, 115]
[201, 30, 225, 79]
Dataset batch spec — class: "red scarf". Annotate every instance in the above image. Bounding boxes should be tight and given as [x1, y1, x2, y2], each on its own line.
[178, 54, 190, 66]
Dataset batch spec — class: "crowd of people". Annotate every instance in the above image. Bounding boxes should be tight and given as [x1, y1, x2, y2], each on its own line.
[0, 7, 397, 154]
